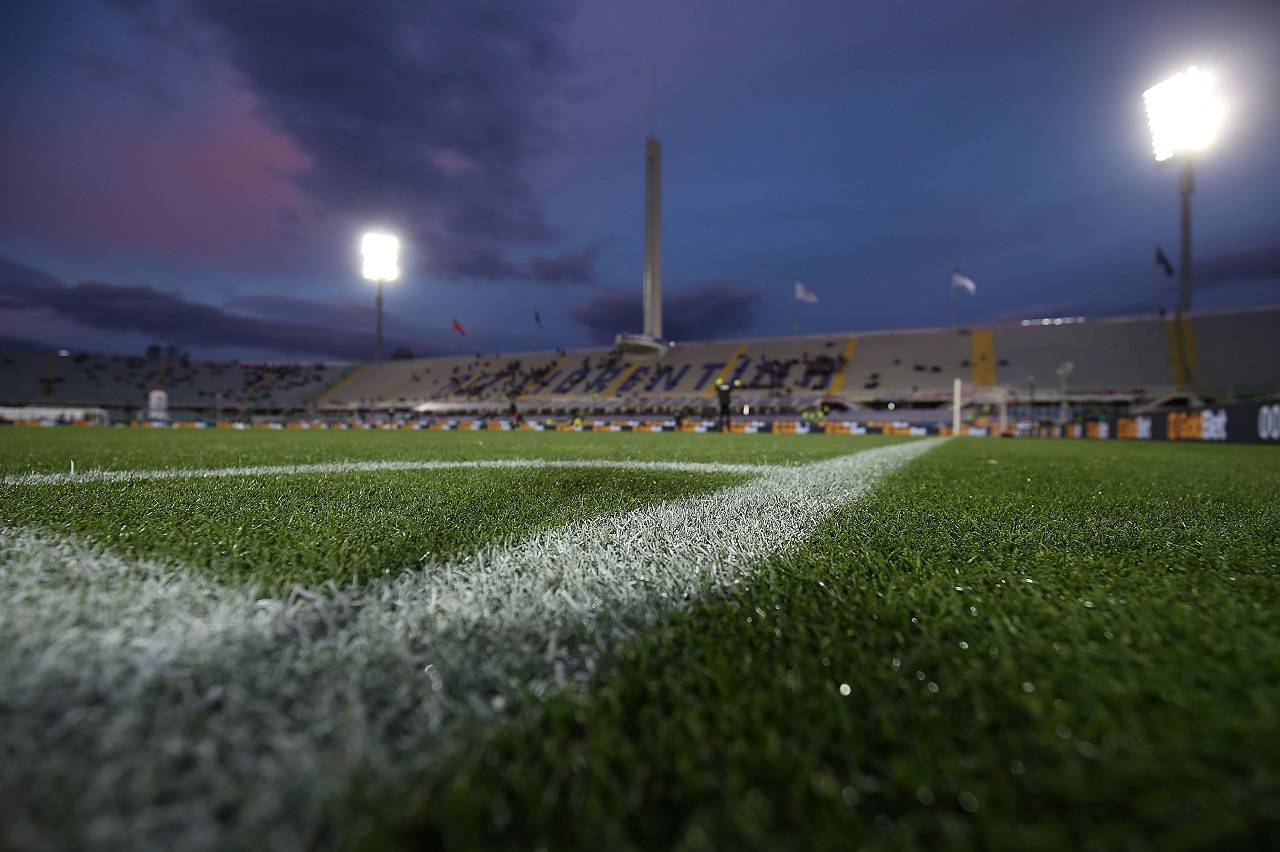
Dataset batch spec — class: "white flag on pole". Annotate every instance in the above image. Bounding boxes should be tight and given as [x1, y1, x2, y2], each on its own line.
[951, 270, 977, 295]
[794, 281, 819, 303]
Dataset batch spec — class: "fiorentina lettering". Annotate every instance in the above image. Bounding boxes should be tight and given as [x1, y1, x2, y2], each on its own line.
[693, 363, 726, 391]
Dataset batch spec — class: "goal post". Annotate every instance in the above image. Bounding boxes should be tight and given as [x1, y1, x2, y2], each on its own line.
[953, 378, 961, 435]
[952, 378, 1009, 436]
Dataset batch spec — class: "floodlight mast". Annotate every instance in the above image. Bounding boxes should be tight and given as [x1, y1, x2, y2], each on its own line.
[360, 232, 401, 360]
[1143, 66, 1224, 387]
[1143, 66, 1223, 315]
[1177, 161, 1193, 316]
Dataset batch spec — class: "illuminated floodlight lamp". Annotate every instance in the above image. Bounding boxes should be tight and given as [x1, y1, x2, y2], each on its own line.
[360, 232, 401, 282]
[360, 231, 400, 360]
[1142, 66, 1224, 162]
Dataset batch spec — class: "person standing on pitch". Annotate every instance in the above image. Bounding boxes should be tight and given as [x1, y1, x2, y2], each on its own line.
[716, 380, 735, 432]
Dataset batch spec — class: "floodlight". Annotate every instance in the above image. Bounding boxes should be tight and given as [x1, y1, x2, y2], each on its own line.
[360, 231, 401, 360]
[1142, 65, 1225, 352]
[361, 232, 401, 283]
[1142, 66, 1224, 162]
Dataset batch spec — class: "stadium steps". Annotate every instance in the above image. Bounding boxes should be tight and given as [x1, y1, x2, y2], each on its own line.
[702, 342, 747, 395]
[601, 361, 643, 397]
[970, 330, 997, 386]
[1190, 306, 1280, 397]
[310, 362, 369, 407]
[514, 353, 568, 396]
[151, 359, 173, 392]
[41, 354, 57, 399]
[441, 357, 500, 400]
[992, 317, 1174, 396]
[826, 338, 858, 393]
[238, 367, 277, 408]
[1164, 316, 1198, 389]
[386, 366, 434, 404]
[6, 306, 1277, 412]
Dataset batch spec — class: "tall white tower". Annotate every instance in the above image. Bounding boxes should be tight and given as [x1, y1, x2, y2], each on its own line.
[617, 134, 666, 357]
[643, 136, 663, 340]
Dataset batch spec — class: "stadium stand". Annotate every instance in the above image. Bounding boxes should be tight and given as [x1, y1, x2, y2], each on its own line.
[3, 306, 1276, 421]
[0, 351, 348, 413]
[316, 307, 1278, 416]
[833, 329, 969, 398]
[1189, 306, 1280, 397]
[994, 317, 1171, 397]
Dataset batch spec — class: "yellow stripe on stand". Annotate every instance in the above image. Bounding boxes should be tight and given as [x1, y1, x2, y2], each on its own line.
[239, 367, 274, 407]
[386, 359, 458, 404]
[703, 342, 747, 396]
[313, 363, 369, 405]
[970, 329, 997, 386]
[1165, 317, 1198, 388]
[445, 358, 497, 399]
[827, 337, 858, 393]
[602, 362, 641, 397]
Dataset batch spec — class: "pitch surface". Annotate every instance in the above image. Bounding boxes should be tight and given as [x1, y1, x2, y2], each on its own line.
[1, 430, 1277, 851]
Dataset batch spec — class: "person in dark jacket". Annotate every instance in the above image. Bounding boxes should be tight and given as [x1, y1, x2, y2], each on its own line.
[716, 380, 736, 432]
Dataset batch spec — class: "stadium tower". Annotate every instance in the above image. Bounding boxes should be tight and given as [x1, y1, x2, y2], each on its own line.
[618, 135, 667, 357]
[643, 136, 662, 340]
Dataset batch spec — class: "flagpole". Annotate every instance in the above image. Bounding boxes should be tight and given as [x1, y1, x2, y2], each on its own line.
[949, 282, 955, 329]
[792, 292, 798, 335]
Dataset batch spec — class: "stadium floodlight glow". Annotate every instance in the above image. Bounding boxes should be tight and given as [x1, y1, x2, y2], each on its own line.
[360, 231, 400, 360]
[1142, 66, 1224, 162]
[360, 232, 401, 283]
[1143, 65, 1225, 384]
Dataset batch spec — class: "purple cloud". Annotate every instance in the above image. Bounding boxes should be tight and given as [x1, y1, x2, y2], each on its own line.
[1197, 245, 1280, 289]
[0, 259, 439, 360]
[113, 0, 598, 286]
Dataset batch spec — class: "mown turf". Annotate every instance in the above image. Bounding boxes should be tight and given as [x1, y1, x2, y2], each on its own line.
[5, 431, 1277, 850]
[0, 467, 744, 589]
[394, 439, 1280, 852]
[0, 428, 905, 474]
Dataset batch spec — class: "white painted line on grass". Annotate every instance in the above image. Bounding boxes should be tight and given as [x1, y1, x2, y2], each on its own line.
[0, 438, 942, 850]
[1, 457, 779, 487]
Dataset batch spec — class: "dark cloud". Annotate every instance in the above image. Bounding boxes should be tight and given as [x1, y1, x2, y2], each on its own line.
[0, 257, 66, 290]
[987, 244, 1280, 324]
[222, 293, 374, 327]
[0, 334, 54, 353]
[519, 244, 602, 286]
[1197, 245, 1280, 289]
[114, 0, 596, 285]
[0, 259, 437, 360]
[571, 281, 764, 343]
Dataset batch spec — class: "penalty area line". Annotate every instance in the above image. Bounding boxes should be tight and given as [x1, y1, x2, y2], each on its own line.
[0, 438, 943, 848]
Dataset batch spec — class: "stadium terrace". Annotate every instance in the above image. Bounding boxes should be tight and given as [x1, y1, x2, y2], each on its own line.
[4, 305, 1278, 445]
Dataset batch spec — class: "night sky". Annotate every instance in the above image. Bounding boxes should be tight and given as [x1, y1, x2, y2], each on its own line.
[2, 0, 1278, 361]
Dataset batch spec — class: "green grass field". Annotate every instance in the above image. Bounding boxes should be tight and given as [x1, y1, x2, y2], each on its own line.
[2, 429, 1277, 851]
